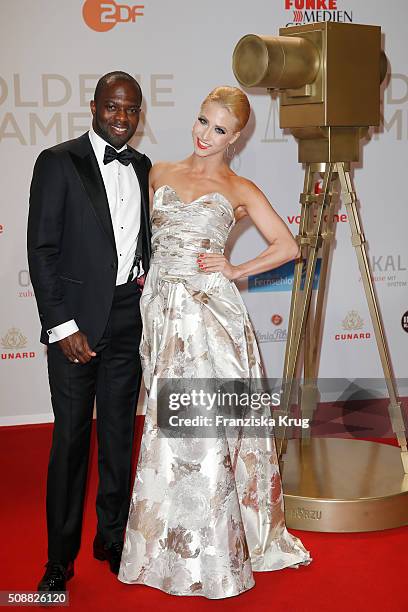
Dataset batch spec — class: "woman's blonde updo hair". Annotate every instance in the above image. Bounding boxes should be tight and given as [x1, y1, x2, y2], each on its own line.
[202, 86, 250, 132]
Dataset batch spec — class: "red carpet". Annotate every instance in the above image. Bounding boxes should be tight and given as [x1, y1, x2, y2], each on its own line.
[0, 421, 407, 612]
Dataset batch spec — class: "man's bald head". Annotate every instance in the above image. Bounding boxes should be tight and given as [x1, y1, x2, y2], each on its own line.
[94, 71, 142, 104]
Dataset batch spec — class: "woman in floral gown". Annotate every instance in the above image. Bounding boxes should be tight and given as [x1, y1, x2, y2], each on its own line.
[118, 86, 310, 598]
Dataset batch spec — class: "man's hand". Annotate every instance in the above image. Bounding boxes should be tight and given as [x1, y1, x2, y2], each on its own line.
[58, 331, 96, 364]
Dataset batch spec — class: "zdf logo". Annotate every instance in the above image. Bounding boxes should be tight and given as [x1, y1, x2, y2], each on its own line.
[83, 0, 144, 32]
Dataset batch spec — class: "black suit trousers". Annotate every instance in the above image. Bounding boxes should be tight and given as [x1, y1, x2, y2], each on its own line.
[46, 280, 142, 564]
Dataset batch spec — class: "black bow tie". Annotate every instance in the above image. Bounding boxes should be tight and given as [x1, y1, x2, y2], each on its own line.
[103, 145, 134, 166]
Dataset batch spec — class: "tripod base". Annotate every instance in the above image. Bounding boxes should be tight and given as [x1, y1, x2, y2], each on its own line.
[282, 438, 408, 532]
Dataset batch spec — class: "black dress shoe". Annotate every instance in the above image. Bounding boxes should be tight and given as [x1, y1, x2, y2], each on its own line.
[93, 533, 123, 575]
[38, 561, 74, 592]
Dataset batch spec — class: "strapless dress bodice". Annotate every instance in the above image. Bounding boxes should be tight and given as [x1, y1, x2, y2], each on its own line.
[150, 185, 235, 276]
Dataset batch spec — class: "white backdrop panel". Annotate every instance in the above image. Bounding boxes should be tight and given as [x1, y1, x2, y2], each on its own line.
[1, 0, 407, 424]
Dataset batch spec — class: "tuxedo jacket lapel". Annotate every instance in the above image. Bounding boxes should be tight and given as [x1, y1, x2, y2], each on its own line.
[69, 136, 116, 253]
[131, 156, 152, 273]
[68, 133, 151, 271]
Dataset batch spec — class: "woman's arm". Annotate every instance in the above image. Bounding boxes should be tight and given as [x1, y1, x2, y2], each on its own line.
[198, 180, 299, 280]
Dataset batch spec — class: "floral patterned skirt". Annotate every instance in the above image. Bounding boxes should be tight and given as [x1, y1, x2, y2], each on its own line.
[118, 265, 310, 599]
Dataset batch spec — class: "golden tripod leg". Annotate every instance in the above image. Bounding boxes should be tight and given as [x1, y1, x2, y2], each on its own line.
[282, 165, 313, 381]
[306, 168, 338, 379]
[337, 162, 408, 473]
[278, 163, 335, 458]
[276, 166, 314, 456]
[300, 165, 338, 438]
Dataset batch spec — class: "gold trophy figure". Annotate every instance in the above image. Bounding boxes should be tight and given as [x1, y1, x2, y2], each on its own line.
[233, 23, 408, 531]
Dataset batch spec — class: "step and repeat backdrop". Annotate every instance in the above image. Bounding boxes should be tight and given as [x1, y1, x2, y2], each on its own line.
[0, 0, 407, 424]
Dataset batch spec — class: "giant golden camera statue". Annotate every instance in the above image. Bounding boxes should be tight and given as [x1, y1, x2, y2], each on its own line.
[234, 22, 384, 160]
[233, 23, 408, 532]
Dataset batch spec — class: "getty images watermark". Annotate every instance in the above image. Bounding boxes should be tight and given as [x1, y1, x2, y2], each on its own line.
[157, 379, 310, 438]
[156, 378, 408, 439]
[167, 387, 309, 428]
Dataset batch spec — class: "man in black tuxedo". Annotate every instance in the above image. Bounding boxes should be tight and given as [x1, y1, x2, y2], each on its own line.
[27, 71, 151, 591]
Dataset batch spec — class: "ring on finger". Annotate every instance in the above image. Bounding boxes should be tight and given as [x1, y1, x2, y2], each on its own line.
[73, 358, 79, 363]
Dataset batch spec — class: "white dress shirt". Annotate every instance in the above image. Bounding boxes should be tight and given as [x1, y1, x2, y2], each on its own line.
[47, 127, 142, 343]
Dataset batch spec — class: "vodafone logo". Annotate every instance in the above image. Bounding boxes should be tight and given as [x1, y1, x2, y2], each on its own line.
[314, 180, 322, 194]
[287, 212, 347, 225]
[286, 182, 347, 225]
[82, 0, 144, 32]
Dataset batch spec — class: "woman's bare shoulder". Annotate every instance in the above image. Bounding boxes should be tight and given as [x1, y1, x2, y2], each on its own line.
[150, 160, 187, 186]
[150, 160, 173, 176]
[230, 174, 264, 206]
